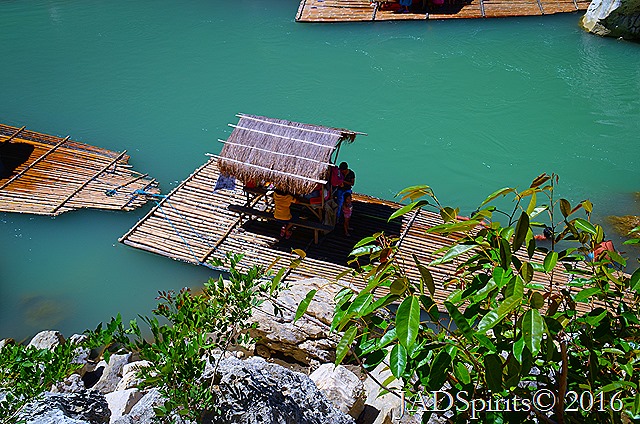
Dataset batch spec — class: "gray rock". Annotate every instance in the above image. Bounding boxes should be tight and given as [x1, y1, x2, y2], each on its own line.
[111, 389, 163, 424]
[309, 363, 365, 419]
[115, 361, 151, 391]
[27, 330, 65, 350]
[249, 278, 341, 364]
[92, 354, 131, 394]
[52, 373, 86, 393]
[209, 356, 355, 424]
[105, 389, 144, 422]
[16, 390, 110, 424]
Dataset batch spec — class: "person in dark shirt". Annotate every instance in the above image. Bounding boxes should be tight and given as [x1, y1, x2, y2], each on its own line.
[335, 162, 355, 220]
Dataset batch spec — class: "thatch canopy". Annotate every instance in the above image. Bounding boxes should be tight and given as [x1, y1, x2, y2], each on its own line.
[218, 114, 360, 195]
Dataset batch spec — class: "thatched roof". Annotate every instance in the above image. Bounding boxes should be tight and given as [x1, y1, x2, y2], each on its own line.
[218, 114, 360, 195]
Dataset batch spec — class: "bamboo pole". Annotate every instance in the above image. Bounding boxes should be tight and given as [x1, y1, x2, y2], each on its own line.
[50, 151, 127, 214]
[0, 126, 26, 144]
[0, 136, 70, 190]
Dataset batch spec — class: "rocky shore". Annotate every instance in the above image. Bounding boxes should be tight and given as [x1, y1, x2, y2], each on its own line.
[1, 278, 416, 424]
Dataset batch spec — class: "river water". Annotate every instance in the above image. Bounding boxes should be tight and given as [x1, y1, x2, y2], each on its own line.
[1, 0, 638, 340]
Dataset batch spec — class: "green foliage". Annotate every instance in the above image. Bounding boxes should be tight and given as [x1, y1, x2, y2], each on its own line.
[324, 174, 640, 423]
[83, 252, 287, 423]
[0, 339, 83, 423]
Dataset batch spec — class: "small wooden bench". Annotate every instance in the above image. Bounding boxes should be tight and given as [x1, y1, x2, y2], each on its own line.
[228, 204, 334, 244]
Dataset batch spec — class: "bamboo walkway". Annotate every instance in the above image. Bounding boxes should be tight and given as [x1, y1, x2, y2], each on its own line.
[0, 124, 158, 215]
[296, 0, 589, 22]
[120, 155, 575, 307]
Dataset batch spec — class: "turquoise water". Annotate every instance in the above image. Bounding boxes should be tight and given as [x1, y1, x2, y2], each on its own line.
[1, 0, 639, 340]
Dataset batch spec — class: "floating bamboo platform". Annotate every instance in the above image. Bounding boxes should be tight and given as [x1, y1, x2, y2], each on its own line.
[0, 124, 159, 215]
[120, 155, 576, 307]
[295, 0, 589, 22]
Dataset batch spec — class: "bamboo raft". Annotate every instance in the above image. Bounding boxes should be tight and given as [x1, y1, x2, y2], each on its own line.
[0, 124, 159, 215]
[120, 155, 575, 307]
[295, 0, 589, 22]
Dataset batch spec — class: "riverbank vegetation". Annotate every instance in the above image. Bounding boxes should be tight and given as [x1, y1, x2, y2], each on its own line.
[318, 173, 640, 422]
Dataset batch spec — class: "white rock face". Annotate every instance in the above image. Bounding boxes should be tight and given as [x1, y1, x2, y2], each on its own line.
[92, 354, 131, 394]
[249, 278, 341, 364]
[115, 361, 151, 391]
[27, 330, 65, 350]
[105, 389, 144, 422]
[361, 361, 404, 424]
[582, 0, 640, 39]
[309, 364, 365, 419]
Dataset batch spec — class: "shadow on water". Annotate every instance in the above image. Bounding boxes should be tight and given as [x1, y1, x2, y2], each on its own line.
[238, 200, 403, 267]
[0, 142, 35, 179]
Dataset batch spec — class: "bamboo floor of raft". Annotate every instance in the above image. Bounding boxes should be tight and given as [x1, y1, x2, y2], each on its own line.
[0, 124, 159, 215]
[120, 155, 578, 308]
[295, 0, 589, 22]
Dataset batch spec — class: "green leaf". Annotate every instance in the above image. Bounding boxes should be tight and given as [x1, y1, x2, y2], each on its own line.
[498, 238, 512, 270]
[425, 220, 481, 235]
[396, 296, 420, 349]
[631, 268, 640, 293]
[347, 293, 374, 316]
[270, 267, 286, 295]
[427, 350, 452, 391]
[454, 362, 471, 385]
[430, 244, 476, 266]
[522, 310, 544, 356]
[440, 206, 458, 222]
[529, 292, 544, 309]
[413, 254, 435, 296]
[294, 289, 317, 322]
[574, 218, 597, 236]
[420, 295, 440, 322]
[480, 187, 516, 207]
[335, 326, 357, 365]
[574, 287, 600, 302]
[484, 354, 503, 392]
[543, 251, 558, 273]
[512, 212, 529, 252]
[352, 235, 379, 250]
[559, 198, 571, 218]
[389, 278, 408, 295]
[444, 302, 474, 342]
[389, 344, 407, 379]
[476, 294, 522, 334]
[397, 185, 434, 202]
[599, 381, 638, 393]
[389, 200, 428, 221]
[513, 336, 525, 363]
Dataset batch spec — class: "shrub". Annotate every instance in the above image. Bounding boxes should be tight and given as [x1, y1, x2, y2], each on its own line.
[306, 174, 640, 423]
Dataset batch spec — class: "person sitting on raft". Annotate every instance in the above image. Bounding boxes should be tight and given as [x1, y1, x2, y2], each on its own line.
[332, 162, 355, 221]
[273, 188, 298, 240]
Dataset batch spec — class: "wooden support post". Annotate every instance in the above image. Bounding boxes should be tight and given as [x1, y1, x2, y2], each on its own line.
[0, 126, 26, 144]
[51, 150, 127, 214]
[480, 0, 486, 17]
[0, 136, 70, 190]
[536, 0, 545, 14]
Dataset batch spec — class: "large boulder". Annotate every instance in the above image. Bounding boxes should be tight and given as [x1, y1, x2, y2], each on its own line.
[249, 278, 341, 364]
[27, 330, 65, 350]
[208, 356, 355, 424]
[91, 354, 131, 394]
[582, 0, 640, 39]
[111, 389, 164, 424]
[16, 390, 110, 424]
[105, 389, 144, 422]
[309, 364, 365, 419]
